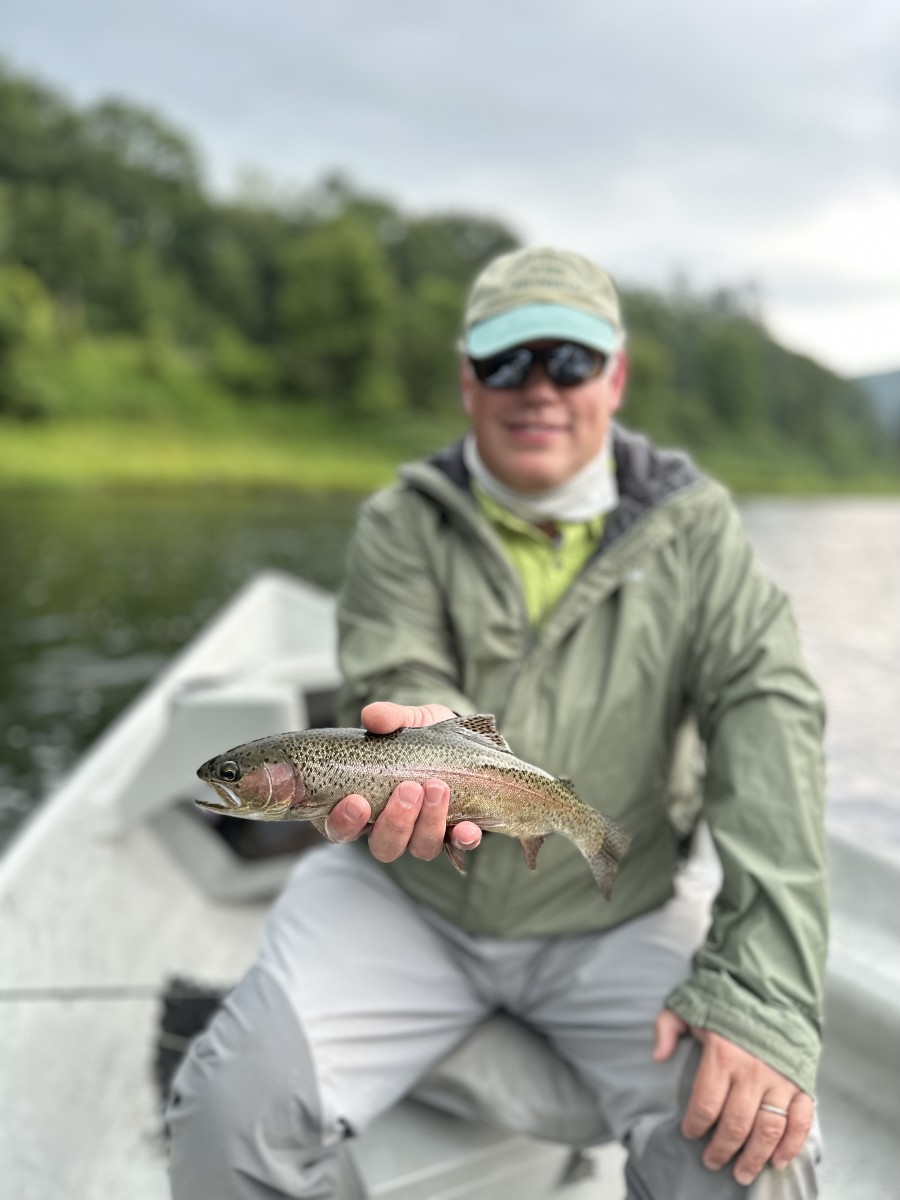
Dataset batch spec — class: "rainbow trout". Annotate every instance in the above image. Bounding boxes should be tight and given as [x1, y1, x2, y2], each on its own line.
[195, 714, 631, 898]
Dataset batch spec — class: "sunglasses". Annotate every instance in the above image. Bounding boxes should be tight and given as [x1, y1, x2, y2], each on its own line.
[469, 342, 610, 390]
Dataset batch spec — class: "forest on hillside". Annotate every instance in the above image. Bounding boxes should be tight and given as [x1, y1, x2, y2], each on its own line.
[0, 60, 895, 482]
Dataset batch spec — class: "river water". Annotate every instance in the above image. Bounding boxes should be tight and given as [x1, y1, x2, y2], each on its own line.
[1, 489, 898, 858]
[739, 499, 900, 860]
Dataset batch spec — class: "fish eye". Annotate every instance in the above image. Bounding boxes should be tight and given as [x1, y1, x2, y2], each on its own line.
[217, 760, 241, 783]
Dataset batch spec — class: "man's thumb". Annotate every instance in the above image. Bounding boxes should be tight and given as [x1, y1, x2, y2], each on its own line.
[653, 1009, 688, 1061]
[361, 701, 454, 733]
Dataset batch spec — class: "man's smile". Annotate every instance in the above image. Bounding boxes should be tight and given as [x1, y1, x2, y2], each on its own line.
[505, 421, 570, 443]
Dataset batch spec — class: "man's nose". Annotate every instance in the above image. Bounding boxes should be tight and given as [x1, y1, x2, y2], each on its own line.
[519, 365, 562, 400]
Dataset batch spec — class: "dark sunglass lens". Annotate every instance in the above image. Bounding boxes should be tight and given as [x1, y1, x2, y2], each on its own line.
[472, 348, 533, 389]
[546, 343, 605, 386]
[471, 343, 605, 388]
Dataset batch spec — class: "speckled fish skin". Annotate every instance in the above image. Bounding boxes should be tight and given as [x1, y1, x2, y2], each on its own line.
[195, 714, 631, 898]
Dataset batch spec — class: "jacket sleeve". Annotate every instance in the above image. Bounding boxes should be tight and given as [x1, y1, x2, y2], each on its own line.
[336, 487, 476, 725]
[665, 492, 828, 1095]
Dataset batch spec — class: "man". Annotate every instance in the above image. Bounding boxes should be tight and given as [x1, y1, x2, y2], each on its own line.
[168, 247, 827, 1198]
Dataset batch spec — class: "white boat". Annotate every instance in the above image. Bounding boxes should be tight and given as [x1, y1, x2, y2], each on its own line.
[0, 571, 896, 1199]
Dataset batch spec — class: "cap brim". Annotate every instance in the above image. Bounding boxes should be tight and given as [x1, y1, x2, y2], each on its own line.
[465, 303, 619, 358]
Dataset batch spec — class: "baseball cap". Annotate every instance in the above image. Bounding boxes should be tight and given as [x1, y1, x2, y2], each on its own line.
[462, 246, 624, 359]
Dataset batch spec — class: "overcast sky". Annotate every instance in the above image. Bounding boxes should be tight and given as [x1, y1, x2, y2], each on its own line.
[2, 0, 898, 376]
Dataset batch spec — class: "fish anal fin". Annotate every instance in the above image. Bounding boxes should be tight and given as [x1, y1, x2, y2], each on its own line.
[443, 838, 468, 875]
[519, 834, 546, 871]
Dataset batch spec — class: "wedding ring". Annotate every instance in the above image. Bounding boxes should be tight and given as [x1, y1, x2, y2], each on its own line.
[759, 1103, 790, 1117]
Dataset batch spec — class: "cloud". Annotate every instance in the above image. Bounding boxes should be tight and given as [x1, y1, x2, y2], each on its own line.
[1, 0, 898, 373]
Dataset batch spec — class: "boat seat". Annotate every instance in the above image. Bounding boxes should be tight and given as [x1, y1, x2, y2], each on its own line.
[116, 677, 307, 824]
[347, 1015, 621, 1197]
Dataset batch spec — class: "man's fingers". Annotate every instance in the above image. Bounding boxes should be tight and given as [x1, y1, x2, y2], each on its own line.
[771, 1093, 815, 1172]
[728, 1092, 812, 1185]
[728, 1101, 792, 1186]
[681, 1041, 730, 1142]
[375, 783, 483, 862]
[408, 780, 451, 861]
[367, 782, 425, 861]
[361, 701, 456, 734]
[449, 821, 481, 851]
[324, 794, 372, 843]
[700, 1084, 758, 1172]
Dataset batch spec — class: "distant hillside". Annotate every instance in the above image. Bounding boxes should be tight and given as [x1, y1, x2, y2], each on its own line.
[0, 58, 897, 490]
[854, 370, 900, 434]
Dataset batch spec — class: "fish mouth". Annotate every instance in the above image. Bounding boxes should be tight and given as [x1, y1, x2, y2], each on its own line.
[196, 779, 243, 810]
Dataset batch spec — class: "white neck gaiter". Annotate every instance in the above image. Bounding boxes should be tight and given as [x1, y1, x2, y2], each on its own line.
[463, 432, 619, 525]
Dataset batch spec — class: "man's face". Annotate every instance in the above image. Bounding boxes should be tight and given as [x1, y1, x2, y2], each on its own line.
[461, 340, 627, 492]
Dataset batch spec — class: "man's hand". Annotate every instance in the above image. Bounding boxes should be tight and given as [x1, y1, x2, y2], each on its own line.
[654, 1009, 814, 1187]
[324, 702, 483, 862]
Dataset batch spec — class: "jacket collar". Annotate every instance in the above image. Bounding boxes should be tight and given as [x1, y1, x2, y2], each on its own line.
[398, 426, 710, 649]
[411, 424, 705, 555]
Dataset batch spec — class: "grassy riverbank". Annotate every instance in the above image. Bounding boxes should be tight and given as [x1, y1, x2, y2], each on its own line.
[3, 409, 898, 496]
[0, 407, 468, 492]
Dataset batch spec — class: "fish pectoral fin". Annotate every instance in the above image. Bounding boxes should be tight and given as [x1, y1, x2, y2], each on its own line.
[446, 804, 508, 833]
[303, 801, 337, 822]
[518, 835, 546, 871]
[471, 816, 508, 832]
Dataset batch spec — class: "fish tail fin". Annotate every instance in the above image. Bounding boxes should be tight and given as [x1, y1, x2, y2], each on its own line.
[584, 818, 631, 899]
[555, 779, 632, 899]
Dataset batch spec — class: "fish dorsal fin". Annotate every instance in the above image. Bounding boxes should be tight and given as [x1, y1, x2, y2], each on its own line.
[455, 713, 514, 752]
[429, 713, 513, 753]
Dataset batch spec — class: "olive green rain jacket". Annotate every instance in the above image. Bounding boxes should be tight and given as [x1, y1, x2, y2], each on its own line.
[337, 426, 828, 1094]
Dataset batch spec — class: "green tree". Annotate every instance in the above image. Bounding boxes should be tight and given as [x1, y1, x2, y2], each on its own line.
[277, 215, 406, 412]
[0, 63, 82, 184]
[700, 320, 766, 433]
[623, 331, 674, 437]
[389, 213, 519, 290]
[624, 330, 715, 448]
[0, 264, 60, 417]
[397, 274, 465, 411]
[77, 98, 202, 237]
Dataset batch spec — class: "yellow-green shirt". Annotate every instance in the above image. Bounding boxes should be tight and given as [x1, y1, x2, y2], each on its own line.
[472, 483, 606, 624]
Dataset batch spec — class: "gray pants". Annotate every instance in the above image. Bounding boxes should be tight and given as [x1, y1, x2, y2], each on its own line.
[167, 845, 820, 1199]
